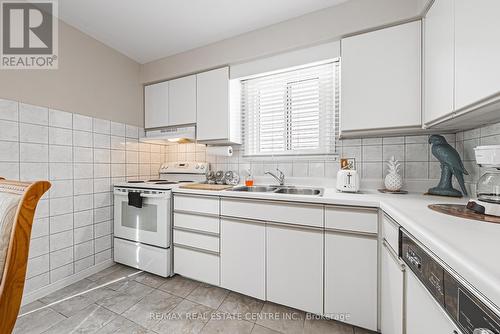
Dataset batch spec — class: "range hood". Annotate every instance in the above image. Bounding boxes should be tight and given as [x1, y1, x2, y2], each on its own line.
[140, 126, 196, 144]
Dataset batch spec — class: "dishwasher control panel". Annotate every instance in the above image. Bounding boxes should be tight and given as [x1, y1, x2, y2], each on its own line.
[400, 229, 500, 334]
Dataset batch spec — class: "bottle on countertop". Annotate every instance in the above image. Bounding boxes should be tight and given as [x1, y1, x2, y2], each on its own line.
[245, 168, 254, 187]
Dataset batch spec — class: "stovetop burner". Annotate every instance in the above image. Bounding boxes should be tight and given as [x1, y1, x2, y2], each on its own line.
[127, 180, 145, 183]
[154, 181, 178, 185]
[147, 179, 163, 182]
[178, 180, 195, 183]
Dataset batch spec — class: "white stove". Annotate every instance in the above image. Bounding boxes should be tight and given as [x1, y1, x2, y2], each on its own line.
[113, 162, 208, 277]
[114, 162, 208, 190]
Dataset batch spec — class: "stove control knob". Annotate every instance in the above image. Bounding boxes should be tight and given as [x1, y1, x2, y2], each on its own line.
[195, 164, 199, 169]
[200, 165, 205, 170]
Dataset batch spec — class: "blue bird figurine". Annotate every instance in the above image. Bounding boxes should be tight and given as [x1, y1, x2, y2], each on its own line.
[428, 134, 468, 197]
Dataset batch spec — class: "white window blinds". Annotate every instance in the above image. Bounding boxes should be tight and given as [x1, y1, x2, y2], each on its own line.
[241, 61, 337, 156]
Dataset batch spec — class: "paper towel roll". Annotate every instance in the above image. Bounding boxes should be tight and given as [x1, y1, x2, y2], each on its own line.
[207, 146, 233, 157]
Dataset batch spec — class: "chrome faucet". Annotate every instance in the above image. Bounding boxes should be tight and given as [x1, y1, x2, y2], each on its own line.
[265, 168, 285, 186]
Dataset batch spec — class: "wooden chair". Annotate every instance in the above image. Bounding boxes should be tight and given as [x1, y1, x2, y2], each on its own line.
[0, 177, 50, 334]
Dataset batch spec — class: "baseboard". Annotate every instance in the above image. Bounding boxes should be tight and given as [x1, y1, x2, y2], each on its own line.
[21, 260, 115, 306]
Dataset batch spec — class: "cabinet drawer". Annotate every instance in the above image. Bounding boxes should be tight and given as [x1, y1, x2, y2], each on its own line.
[174, 246, 220, 286]
[173, 229, 219, 253]
[221, 198, 323, 228]
[174, 212, 219, 234]
[174, 195, 219, 215]
[383, 214, 400, 252]
[325, 206, 378, 234]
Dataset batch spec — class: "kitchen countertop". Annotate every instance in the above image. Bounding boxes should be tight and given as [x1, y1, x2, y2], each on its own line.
[172, 185, 500, 312]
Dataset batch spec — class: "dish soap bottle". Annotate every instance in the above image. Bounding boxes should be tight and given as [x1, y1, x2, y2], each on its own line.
[245, 168, 254, 187]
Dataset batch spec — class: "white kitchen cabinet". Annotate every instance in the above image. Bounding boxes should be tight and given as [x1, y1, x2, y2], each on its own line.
[221, 218, 266, 300]
[324, 231, 378, 331]
[174, 245, 219, 286]
[454, 0, 500, 111]
[423, 0, 455, 126]
[381, 240, 406, 334]
[266, 224, 323, 315]
[406, 270, 460, 334]
[169, 75, 197, 126]
[144, 81, 169, 129]
[341, 21, 422, 136]
[196, 67, 241, 144]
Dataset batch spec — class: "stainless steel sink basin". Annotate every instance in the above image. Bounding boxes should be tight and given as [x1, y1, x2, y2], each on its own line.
[228, 185, 323, 196]
[229, 185, 278, 192]
[274, 188, 324, 196]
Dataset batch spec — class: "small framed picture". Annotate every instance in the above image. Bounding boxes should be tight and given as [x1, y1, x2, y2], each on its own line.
[340, 158, 356, 170]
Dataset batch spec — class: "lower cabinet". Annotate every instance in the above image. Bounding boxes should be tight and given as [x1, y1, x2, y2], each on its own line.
[266, 224, 324, 315]
[406, 270, 459, 334]
[220, 218, 266, 300]
[173, 245, 220, 286]
[325, 231, 378, 331]
[381, 240, 406, 334]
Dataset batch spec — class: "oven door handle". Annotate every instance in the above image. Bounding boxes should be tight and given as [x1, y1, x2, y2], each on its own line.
[139, 193, 170, 199]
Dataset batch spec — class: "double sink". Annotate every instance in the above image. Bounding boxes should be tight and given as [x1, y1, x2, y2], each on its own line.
[227, 185, 324, 196]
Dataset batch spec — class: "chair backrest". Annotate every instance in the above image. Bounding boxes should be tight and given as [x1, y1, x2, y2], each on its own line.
[0, 177, 50, 334]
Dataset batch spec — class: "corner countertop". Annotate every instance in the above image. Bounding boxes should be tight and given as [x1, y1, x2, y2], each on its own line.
[172, 185, 500, 312]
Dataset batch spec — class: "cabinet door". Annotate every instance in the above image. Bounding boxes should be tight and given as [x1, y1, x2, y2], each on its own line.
[423, 0, 455, 126]
[266, 225, 323, 314]
[220, 218, 265, 300]
[169, 75, 197, 126]
[406, 271, 459, 334]
[196, 67, 229, 141]
[455, 0, 500, 110]
[325, 232, 378, 331]
[381, 241, 405, 334]
[144, 81, 169, 129]
[341, 21, 421, 133]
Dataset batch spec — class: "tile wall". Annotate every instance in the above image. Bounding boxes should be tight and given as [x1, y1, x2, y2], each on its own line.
[0, 98, 167, 295]
[455, 121, 500, 194]
[165, 133, 459, 182]
[166, 122, 499, 193]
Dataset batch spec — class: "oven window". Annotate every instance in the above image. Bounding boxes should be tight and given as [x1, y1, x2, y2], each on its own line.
[121, 202, 158, 232]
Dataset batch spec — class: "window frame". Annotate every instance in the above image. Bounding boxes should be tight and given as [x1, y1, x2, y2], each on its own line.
[241, 60, 339, 157]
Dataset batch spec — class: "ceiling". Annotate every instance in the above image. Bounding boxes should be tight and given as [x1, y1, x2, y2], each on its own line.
[59, 0, 349, 64]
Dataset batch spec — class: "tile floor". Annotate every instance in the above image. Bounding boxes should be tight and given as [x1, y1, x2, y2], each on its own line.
[15, 264, 377, 334]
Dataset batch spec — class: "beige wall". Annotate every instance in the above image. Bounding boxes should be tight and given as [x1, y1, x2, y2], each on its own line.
[0, 21, 143, 126]
[141, 0, 423, 84]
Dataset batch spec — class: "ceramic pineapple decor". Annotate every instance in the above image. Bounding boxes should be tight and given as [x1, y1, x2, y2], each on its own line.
[384, 156, 403, 191]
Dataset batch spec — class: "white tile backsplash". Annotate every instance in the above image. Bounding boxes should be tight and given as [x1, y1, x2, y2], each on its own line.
[0, 98, 167, 294]
[20, 123, 48, 143]
[49, 109, 73, 129]
[0, 120, 19, 141]
[73, 114, 93, 132]
[49, 127, 73, 146]
[20, 103, 48, 125]
[0, 99, 19, 121]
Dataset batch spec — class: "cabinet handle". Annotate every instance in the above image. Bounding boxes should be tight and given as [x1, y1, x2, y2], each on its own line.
[173, 243, 220, 256]
[173, 226, 219, 237]
[383, 239, 406, 270]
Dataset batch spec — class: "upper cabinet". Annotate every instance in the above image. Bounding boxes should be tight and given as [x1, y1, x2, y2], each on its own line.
[423, 0, 454, 126]
[196, 67, 241, 144]
[169, 75, 197, 126]
[340, 21, 422, 137]
[144, 81, 169, 129]
[144, 67, 241, 144]
[424, 0, 500, 128]
[454, 0, 500, 111]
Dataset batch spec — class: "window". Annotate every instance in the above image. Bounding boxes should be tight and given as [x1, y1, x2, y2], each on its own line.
[241, 61, 338, 156]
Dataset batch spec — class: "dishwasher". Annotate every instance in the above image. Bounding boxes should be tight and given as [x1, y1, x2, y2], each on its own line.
[400, 229, 500, 334]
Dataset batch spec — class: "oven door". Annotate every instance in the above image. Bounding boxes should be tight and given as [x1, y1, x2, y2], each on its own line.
[114, 187, 171, 248]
